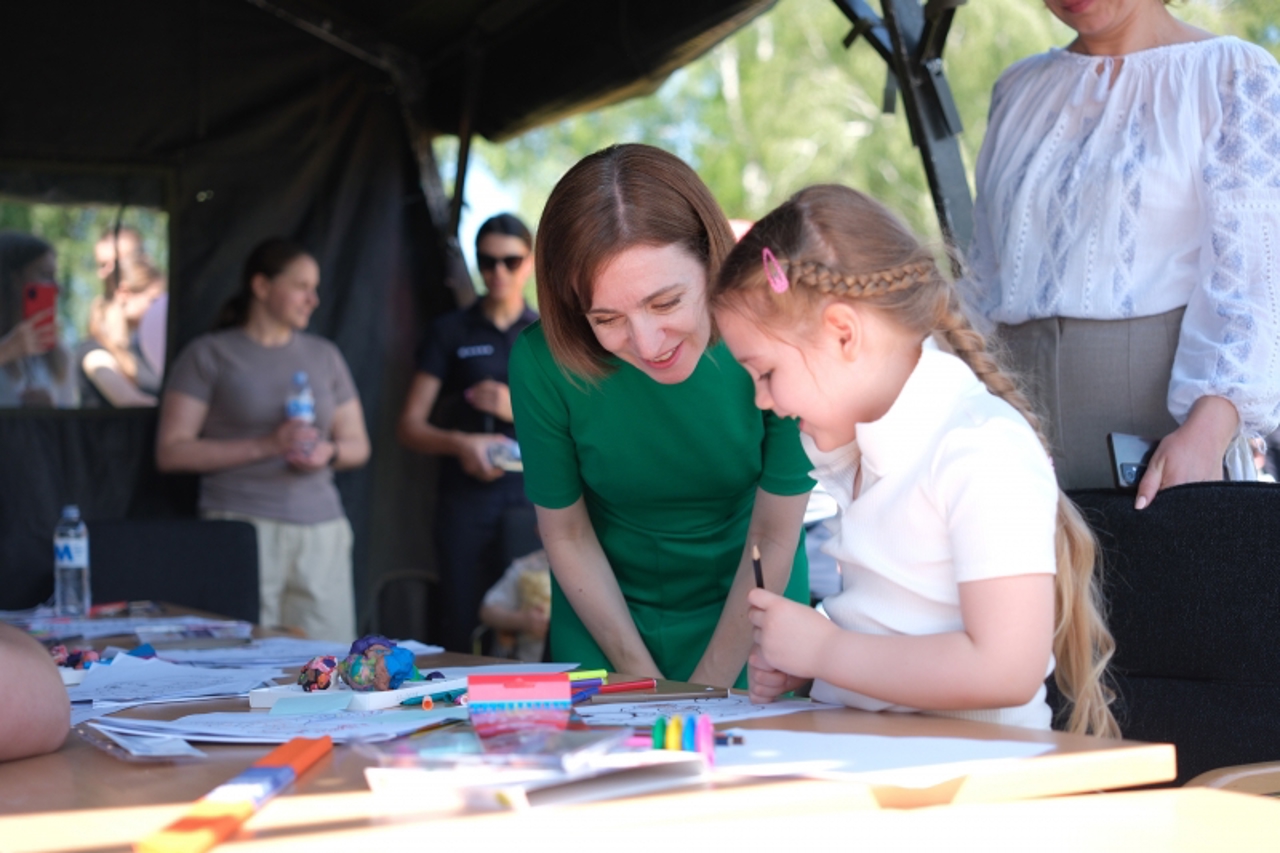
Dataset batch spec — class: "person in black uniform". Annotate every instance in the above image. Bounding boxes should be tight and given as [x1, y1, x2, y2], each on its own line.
[398, 213, 539, 651]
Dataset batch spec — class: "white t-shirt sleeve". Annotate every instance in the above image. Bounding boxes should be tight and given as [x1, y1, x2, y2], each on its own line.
[932, 415, 1058, 583]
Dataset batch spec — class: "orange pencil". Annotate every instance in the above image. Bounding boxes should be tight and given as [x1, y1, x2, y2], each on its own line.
[135, 736, 332, 853]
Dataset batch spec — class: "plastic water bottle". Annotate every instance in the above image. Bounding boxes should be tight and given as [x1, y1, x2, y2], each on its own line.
[285, 371, 315, 424]
[285, 371, 316, 454]
[54, 505, 91, 617]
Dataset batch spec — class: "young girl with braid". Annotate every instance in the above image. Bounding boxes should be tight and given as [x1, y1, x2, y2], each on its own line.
[711, 185, 1118, 736]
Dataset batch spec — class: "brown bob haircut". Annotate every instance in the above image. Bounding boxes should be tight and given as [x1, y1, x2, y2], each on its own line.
[535, 143, 735, 379]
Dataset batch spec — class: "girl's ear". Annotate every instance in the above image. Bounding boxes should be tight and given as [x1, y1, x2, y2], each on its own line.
[821, 301, 863, 361]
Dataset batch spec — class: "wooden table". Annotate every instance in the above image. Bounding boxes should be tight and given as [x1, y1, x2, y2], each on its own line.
[0, 650, 1207, 852]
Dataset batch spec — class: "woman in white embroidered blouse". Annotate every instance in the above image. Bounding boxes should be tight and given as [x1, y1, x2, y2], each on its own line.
[964, 0, 1280, 505]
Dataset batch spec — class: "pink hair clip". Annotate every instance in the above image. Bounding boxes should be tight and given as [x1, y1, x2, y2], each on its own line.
[762, 247, 789, 294]
[757, 247, 788, 294]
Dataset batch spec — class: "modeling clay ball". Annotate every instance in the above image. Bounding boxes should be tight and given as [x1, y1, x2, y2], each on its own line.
[49, 645, 100, 670]
[349, 634, 395, 657]
[66, 649, 100, 669]
[298, 655, 339, 692]
[337, 640, 419, 692]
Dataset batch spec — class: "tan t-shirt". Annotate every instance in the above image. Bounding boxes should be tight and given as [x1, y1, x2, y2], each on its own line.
[165, 328, 357, 524]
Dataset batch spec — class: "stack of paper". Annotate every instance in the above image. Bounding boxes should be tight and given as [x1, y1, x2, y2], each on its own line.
[87, 706, 468, 744]
[573, 693, 841, 726]
[68, 655, 283, 725]
[155, 637, 445, 669]
[24, 614, 251, 642]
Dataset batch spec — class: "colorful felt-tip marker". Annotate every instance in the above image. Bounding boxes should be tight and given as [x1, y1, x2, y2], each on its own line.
[401, 687, 467, 706]
[570, 685, 600, 704]
[135, 736, 331, 853]
[568, 669, 608, 682]
[596, 677, 657, 694]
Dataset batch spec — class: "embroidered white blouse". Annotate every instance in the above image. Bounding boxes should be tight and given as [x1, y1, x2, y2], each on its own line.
[964, 37, 1280, 436]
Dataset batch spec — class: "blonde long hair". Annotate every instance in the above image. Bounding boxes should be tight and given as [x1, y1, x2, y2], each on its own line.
[712, 186, 1117, 737]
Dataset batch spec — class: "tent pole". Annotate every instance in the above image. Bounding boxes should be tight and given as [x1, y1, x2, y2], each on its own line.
[832, 0, 973, 256]
[448, 45, 486, 237]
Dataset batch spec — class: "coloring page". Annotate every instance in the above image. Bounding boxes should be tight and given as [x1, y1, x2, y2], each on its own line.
[90, 707, 468, 744]
[68, 655, 280, 704]
[574, 694, 840, 726]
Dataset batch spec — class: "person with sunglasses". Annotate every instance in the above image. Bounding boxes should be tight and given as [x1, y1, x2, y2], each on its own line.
[398, 213, 539, 652]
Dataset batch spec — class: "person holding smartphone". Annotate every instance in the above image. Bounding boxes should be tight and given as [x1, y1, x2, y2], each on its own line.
[398, 213, 539, 652]
[0, 231, 77, 408]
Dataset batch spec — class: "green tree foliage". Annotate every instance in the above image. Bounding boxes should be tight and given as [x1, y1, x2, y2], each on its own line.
[466, 0, 1274, 246]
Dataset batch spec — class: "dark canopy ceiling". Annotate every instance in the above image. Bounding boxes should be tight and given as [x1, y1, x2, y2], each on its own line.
[259, 0, 776, 141]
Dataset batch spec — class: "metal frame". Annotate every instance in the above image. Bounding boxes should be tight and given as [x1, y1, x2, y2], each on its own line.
[833, 0, 973, 253]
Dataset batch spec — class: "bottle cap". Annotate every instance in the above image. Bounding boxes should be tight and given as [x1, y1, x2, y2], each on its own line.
[61, 505, 80, 519]
[293, 371, 308, 386]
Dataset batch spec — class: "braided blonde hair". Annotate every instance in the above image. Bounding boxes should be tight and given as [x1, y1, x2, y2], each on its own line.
[712, 186, 1117, 737]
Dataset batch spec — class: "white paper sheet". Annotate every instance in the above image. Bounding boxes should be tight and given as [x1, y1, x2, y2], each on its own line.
[67, 655, 280, 705]
[573, 694, 840, 726]
[89, 706, 469, 744]
[712, 728, 1055, 786]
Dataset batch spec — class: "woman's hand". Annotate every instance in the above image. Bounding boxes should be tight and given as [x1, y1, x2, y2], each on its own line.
[268, 419, 318, 458]
[458, 433, 505, 482]
[746, 644, 811, 704]
[747, 587, 833, 680]
[285, 438, 333, 471]
[1136, 395, 1240, 509]
[465, 379, 514, 423]
[0, 310, 57, 365]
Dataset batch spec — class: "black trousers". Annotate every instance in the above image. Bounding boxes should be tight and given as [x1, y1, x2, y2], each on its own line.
[434, 473, 533, 653]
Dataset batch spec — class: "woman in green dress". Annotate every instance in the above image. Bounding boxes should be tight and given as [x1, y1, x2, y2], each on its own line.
[509, 144, 814, 688]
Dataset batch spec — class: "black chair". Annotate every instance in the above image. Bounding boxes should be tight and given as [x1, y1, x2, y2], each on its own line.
[1063, 483, 1280, 784]
[86, 518, 260, 624]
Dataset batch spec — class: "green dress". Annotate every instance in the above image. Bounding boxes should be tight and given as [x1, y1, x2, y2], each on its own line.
[509, 322, 813, 686]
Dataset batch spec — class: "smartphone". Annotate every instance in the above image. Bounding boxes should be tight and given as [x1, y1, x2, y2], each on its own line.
[1107, 433, 1159, 490]
[22, 281, 59, 329]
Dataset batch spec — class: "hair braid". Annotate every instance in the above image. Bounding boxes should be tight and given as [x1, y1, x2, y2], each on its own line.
[934, 290, 1048, 452]
[789, 259, 932, 299]
[936, 291, 1118, 738]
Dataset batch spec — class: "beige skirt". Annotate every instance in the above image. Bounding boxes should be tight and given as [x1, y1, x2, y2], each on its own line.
[995, 308, 1251, 491]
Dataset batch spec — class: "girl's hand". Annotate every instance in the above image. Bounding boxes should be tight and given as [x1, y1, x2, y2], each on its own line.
[520, 605, 550, 639]
[746, 644, 810, 704]
[746, 588, 833, 680]
[1135, 395, 1239, 509]
[465, 380, 513, 423]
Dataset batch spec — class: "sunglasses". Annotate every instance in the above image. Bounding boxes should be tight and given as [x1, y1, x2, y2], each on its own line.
[477, 253, 527, 273]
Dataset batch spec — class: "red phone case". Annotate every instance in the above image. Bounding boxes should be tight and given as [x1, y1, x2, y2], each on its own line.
[22, 282, 58, 327]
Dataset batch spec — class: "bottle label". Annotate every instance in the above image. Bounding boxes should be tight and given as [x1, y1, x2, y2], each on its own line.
[286, 395, 316, 422]
[54, 539, 89, 568]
